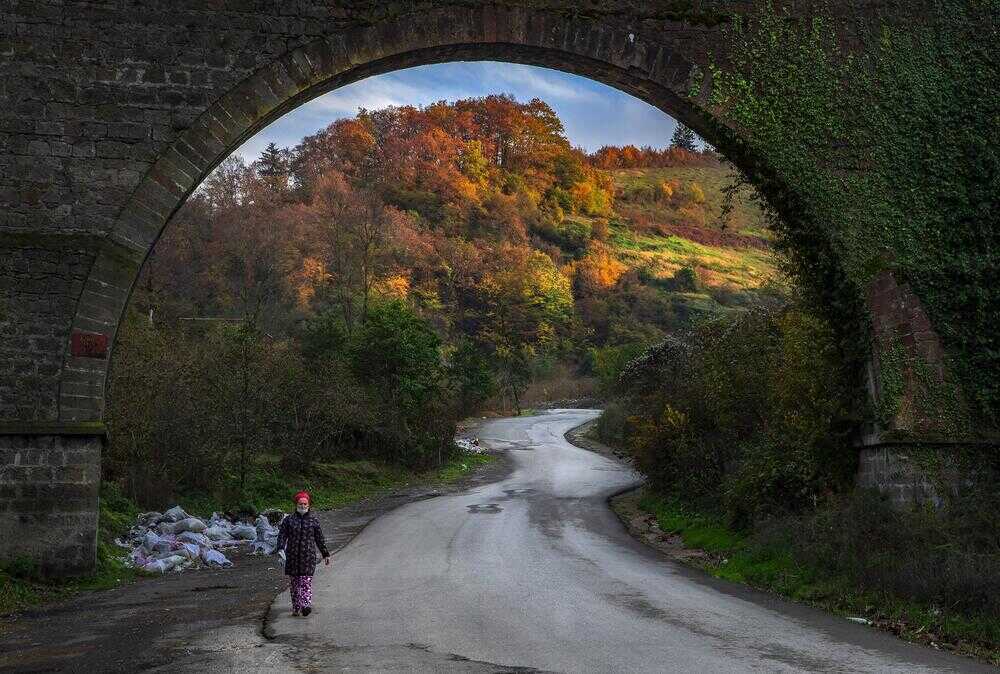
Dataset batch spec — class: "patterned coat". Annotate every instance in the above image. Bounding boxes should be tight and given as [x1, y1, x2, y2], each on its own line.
[276, 511, 329, 577]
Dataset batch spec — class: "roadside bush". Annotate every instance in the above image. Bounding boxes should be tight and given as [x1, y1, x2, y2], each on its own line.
[595, 400, 628, 445]
[587, 342, 647, 394]
[757, 488, 1000, 617]
[617, 300, 857, 524]
[105, 300, 465, 505]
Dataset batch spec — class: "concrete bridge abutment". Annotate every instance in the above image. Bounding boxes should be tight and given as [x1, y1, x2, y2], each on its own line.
[0, 427, 102, 576]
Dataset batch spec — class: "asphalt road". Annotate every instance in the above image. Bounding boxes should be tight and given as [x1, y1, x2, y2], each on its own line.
[267, 409, 993, 673]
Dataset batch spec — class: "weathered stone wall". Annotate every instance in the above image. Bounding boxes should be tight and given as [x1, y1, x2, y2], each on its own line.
[864, 270, 971, 442]
[0, 239, 95, 421]
[856, 445, 942, 507]
[0, 431, 101, 576]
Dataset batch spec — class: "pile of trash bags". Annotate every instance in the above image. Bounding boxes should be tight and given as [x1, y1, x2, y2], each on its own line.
[455, 436, 485, 454]
[117, 505, 284, 574]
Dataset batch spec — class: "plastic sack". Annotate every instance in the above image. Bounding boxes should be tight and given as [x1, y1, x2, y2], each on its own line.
[131, 547, 151, 568]
[159, 517, 207, 535]
[177, 531, 210, 547]
[143, 531, 172, 554]
[200, 548, 232, 568]
[143, 554, 186, 573]
[160, 506, 190, 523]
[203, 524, 231, 541]
[251, 515, 279, 555]
[230, 523, 257, 541]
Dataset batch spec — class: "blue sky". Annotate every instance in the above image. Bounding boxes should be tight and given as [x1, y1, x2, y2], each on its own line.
[234, 61, 682, 161]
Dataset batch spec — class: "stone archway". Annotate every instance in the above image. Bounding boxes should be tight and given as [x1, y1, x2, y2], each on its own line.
[0, 2, 966, 574]
[57, 8, 801, 427]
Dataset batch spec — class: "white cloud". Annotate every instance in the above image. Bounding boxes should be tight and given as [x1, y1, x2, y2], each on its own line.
[305, 75, 434, 116]
[480, 62, 598, 101]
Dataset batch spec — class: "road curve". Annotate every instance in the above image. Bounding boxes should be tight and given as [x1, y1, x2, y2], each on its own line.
[268, 409, 992, 673]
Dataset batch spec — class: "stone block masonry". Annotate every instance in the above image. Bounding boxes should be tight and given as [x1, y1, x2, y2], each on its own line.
[856, 445, 941, 507]
[0, 432, 101, 576]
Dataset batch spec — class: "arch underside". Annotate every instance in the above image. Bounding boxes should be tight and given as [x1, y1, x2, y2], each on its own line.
[64, 12, 778, 425]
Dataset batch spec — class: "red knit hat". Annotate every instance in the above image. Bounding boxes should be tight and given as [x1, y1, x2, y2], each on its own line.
[294, 490, 310, 505]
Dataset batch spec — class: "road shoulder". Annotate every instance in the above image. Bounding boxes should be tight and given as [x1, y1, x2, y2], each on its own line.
[564, 419, 1000, 668]
[0, 448, 514, 673]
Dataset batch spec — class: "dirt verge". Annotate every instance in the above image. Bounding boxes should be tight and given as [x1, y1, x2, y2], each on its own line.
[565, 420, 710, 565]
[0, 449, 513, 673]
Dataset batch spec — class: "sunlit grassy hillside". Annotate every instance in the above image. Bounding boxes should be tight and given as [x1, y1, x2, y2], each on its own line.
[605, 163, 777, 295]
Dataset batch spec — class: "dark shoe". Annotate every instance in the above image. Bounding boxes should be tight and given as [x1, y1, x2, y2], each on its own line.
[302, 606, 312, 617]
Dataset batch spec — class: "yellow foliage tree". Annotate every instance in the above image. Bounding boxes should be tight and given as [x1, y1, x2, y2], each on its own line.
[576, 244, 627, 291]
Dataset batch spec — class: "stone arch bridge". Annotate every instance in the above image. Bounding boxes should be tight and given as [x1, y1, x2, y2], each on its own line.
[0, 1, 983, 574]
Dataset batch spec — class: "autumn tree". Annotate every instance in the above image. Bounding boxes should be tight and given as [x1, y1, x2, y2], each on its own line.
[472, 244, 573, 412]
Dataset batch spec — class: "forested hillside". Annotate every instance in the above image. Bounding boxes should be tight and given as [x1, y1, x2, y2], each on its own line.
[107, 95, 779, 505]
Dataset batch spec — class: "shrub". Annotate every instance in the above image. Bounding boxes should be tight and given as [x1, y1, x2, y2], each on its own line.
[618, 300, 856, 524]
[758, 488, 1000, 617]
[595, 401, 629, 445]
[669, 266, 701, 292]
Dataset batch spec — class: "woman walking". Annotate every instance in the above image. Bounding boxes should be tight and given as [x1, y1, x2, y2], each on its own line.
[275, 490, 330, 616]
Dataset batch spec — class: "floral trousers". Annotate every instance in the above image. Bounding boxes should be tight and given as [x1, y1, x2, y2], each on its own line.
[289, 575, 313, 611]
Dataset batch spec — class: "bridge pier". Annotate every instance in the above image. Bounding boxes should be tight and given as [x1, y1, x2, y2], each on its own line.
[855, 270, 994, 507]
[0, 426, 102, 576]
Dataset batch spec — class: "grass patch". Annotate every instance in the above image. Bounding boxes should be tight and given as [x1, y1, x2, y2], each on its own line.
[608, 223, 775, 289]
[1, 483, 142, 616]
[172, 449, 496, 517]
[636, 489, 1000, 665]
[612, 165, 767, 233]
[435, 453, 496, 483]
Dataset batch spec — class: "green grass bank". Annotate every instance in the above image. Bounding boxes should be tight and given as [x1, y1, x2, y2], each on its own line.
[627, 488, 1000, 666]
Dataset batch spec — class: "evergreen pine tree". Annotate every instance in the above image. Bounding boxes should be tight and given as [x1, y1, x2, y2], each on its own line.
[670, 123, 699, 152]
[256, 142, 289, 187]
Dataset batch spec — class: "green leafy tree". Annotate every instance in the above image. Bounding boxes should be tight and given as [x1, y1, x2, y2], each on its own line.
[474, 245, 573, 412]
[350, 300, 445, 413]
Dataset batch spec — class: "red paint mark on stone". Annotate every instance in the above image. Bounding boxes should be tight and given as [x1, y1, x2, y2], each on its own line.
[70, 331, 108, 359]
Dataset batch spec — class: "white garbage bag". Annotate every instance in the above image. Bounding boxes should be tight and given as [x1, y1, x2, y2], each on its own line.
[143, 531, 173, 554]
[176, 531, 210, 547]
[143, 554, 186, 573]
[203, 524, 232, 541]
[159, 517, 208, 535]
[153, 548, 185, 561]
[251, 515, 279, 555]
[230, 523, 257, 541]
[178, 542, 201, 560]
[160, 506, 190, 523]
[131, 547, 151, 568]
[200, 548, 232, 568]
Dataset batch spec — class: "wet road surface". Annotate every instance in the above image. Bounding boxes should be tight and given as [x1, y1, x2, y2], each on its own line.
[268, 409, 993, 673]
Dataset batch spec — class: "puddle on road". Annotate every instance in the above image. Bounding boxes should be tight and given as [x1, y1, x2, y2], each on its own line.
[466, 503, 503, 514]
[502, 488, 535, 497]
[476, 438, 539, 450]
